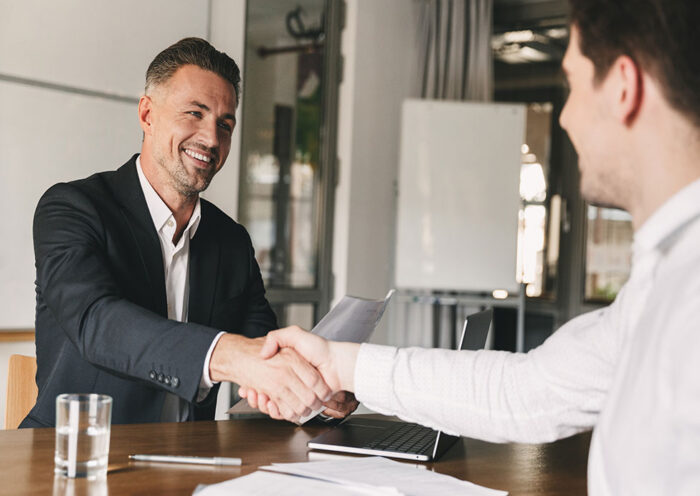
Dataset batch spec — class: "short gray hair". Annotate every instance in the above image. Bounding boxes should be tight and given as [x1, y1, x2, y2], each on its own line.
[145, 37, 241, 105]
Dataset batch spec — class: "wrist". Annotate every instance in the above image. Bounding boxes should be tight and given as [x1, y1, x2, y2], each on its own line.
[329, 342, 360, 392]
[209, 333, 250, 383]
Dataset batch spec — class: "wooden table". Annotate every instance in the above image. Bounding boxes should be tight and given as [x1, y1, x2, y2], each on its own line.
[0, 416, 590, 495]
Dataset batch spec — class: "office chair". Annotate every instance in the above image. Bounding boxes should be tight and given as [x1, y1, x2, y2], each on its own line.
[5, 355, 37, 429]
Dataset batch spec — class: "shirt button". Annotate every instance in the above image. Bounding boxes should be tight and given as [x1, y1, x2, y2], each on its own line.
[164, 376, 171, 386]
[166, 219, 174, 228]
[157, 373, 164, 383]
[172, 377, 180, 388]
[149, 370, 157, 380]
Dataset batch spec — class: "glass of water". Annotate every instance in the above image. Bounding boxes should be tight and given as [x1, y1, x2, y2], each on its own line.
[55, 394, 112, 479]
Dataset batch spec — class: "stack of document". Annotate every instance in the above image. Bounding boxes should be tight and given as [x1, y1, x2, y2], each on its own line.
[195, 456, 507, 495]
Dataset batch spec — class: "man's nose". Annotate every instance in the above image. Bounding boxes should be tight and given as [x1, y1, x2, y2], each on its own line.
[198, 118, 220, 149]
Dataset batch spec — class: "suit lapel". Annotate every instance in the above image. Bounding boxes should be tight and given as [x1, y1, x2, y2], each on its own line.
[108, 156, 167, 316]
[188, 201, 220, 326]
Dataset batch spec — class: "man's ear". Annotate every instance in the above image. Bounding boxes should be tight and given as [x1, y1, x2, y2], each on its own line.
[611, 55, 643, 125]
[138, 95, 154, 135]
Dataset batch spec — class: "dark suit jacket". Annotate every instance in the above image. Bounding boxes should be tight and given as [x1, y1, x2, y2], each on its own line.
[21, 155, 277, 427]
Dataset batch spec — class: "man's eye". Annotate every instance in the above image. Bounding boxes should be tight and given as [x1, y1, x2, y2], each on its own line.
[218, 122, 233, 132]
[188, 111, 202, 118]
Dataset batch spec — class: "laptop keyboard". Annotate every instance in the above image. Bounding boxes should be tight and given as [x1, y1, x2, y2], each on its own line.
[362, 422, 437, 454]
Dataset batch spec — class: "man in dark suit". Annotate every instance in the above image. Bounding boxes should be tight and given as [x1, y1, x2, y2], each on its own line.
[21, 38, 340, 427]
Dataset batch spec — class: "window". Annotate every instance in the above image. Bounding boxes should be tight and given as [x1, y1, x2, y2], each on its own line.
[238, 0, 342, 321]
[516, 102, 559, 298]
[584, 206, 633, 302]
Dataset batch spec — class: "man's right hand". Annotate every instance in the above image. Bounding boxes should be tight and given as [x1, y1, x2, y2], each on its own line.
[209, 333, 332, 422]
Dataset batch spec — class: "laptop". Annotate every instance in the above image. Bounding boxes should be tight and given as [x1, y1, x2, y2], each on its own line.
[307, 308, 493, 461]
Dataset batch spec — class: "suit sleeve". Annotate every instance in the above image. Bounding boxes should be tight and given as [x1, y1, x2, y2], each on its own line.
[238, 226, 278, 338]
[34, 183, 221, 402]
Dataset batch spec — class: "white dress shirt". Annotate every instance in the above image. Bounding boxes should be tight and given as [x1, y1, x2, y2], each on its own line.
[355, 178, 700, 495]
[136, 157, 224, 421]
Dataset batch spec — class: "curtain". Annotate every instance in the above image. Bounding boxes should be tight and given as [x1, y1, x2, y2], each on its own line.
[417, 0, 494, 101]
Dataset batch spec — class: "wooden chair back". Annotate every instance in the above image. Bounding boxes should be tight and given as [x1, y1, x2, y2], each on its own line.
[5, 355, 38, 429]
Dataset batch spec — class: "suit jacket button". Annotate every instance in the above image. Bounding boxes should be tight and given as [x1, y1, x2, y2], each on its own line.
[171, 377, 180, 388]
[149, 370, 157, 380]
[164, 376, 171, 386]
[157, 373, 164, 383]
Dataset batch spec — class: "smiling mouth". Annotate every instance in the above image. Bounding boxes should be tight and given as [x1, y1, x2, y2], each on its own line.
[183, 148, 214, 165]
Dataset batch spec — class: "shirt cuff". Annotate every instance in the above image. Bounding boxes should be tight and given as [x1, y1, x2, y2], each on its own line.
[354, 343, 398, 408]
[197, 331, 226, 402]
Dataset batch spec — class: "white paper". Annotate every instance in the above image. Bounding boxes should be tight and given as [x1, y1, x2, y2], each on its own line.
[312, 289, 395, 343]
[262, 456, 509, 496]
[194, 471, 384, 496]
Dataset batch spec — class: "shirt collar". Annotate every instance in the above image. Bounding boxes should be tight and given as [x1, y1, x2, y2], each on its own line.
[633, 176, 700, 258]
[136, 155, 201, 240]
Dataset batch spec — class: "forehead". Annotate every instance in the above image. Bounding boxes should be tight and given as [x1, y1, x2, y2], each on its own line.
[159, 65, 236, 113]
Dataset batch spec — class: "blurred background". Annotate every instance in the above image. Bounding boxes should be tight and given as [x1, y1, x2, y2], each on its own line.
[0, 0, 633, 424]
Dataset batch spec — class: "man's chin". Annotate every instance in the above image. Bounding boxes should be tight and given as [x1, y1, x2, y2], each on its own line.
[581, 191, 625, 211]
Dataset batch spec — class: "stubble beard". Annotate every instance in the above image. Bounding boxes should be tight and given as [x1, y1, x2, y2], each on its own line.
[579, 159, 629, 211]
[157, 151, 216, 199]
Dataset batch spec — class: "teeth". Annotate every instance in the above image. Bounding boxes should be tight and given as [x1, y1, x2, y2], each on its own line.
[185, 149, 211, 163]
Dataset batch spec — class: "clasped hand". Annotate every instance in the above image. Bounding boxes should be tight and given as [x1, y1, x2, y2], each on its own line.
[237, 326, 360, 423]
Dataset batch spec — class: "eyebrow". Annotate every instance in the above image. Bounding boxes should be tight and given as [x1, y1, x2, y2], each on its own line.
[189, 100, 236, 123]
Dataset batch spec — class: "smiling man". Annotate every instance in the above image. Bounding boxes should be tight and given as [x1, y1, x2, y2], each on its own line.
[20, 38, 351, 428]
[242, 1, 700, 493]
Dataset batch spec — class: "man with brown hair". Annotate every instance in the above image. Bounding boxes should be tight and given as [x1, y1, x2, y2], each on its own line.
[22, 37, 358, 427]
[244, 1, 700, 492]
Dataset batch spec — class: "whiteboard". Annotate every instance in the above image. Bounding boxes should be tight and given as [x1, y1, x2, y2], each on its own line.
[394, 99, 525, 293]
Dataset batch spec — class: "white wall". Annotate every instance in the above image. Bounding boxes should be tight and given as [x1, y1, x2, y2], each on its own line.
[0, 0, 247, 425]
[203, 0, 248, 220]
[333, 0, 421, 344]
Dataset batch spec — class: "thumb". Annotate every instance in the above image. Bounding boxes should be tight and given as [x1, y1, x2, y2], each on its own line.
[260, 327, 304, 359]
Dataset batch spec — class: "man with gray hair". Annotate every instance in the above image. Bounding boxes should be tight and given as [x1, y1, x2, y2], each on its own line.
[22, 38, 356, 427]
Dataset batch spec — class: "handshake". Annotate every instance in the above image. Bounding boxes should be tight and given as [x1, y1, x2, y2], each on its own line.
[210, 327, 362, 423]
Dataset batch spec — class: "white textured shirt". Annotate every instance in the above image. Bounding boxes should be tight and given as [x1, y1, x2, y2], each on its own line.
[136, 157, 224, 421]
[356, 178, 700, 495]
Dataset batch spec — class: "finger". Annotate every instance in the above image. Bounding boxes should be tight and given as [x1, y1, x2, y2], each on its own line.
[238, 387, 248, 398]
[260, 327, 307, 359]
[276, 399, 300, 423]
[258, 394, 270, 415]
[258, 392, 271, 412]
[260, 333, 281, 359]
[267, 400, 282, 420]
[285, 350, 332, 403]
[322, 398, 359, 416]
[269, 350, 325, 414]
[322, 391, 359, 417]
[321, 406, 347, 419]
[246, 389, 259, 409]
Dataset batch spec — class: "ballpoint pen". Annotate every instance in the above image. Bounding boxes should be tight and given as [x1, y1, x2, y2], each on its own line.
[129, 454, 242, 466]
